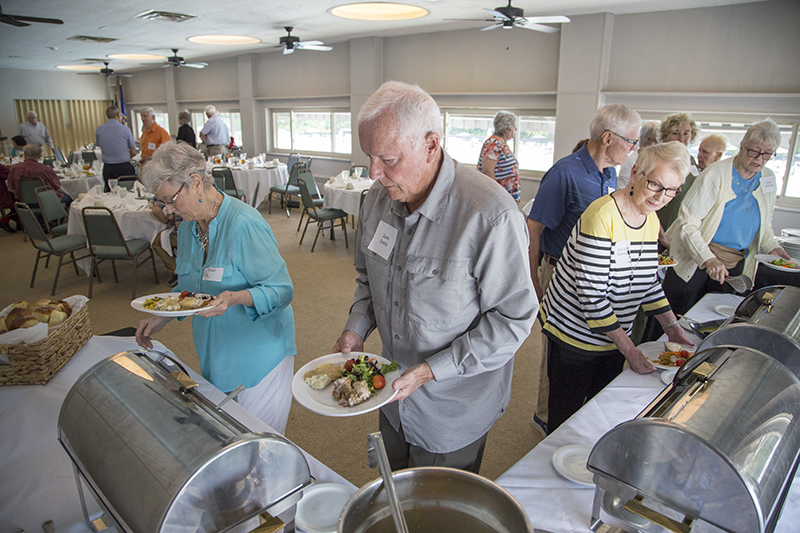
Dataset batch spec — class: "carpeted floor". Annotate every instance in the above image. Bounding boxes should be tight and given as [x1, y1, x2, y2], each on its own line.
[0, 199, 544, 488]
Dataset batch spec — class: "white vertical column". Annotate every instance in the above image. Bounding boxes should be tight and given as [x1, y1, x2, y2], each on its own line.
[349, 37, 384, 166]
[238, 54, 257, 154]
[164, 67, 178, 132]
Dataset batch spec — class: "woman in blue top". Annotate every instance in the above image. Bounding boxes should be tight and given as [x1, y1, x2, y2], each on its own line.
[135, 141, 297, 433]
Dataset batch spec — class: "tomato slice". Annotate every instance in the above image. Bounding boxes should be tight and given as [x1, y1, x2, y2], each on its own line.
[373, 375, 386, 390]
[676, 358, 685, 366]
[179, 290, 191, 299]
[344, 359, 355, 373]
[679, 350, 690, 358]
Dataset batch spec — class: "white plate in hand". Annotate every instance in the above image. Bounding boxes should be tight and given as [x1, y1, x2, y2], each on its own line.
[291, 352, 400, 417]
[296, 482, 357, 533]
[130, 292, 216, 317]
[552, 444, 594, 487]
[638, 341, 694, 370]
[755, 254, 800, 273]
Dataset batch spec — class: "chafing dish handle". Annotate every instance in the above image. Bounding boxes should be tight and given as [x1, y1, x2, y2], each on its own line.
[623, 495, 693, 533]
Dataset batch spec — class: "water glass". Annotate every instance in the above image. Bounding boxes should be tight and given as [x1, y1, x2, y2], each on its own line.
[109, 179, 118, 191]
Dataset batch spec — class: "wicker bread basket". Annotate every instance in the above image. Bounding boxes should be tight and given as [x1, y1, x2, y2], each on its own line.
[0, 304, 92, 386]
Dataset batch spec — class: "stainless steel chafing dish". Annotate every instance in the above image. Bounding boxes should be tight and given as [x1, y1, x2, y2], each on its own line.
[587, 343, 800, 533]
[697, 286, 800, 379]
[58, 350, 311, 533]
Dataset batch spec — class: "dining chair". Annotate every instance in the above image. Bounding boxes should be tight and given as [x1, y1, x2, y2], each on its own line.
[81, 206, 160, 298]
[14, 202, 88, 296]
[211, 167, 246, 203]
[35, 186, 68, 236]
[268, 161, 305, 216]
[297, 177, 348, 252]
[251, 182, 260, 208]
[43, 157, 56, 168]
[117, 176, 138, 190]
[54, 147, 68, 165]
[295, 169, 323, 231]
[18, 176, 44, 241]
[81, 150, 97, 164]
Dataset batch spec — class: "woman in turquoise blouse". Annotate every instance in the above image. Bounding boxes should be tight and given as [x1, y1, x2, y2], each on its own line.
[135, 141, 297, 433]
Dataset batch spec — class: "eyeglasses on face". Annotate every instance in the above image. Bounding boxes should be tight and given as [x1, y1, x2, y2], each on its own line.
[645, 178, 681, 198]
[155, 182, 185, 208]
[605, 129, 639, 148]
[744, 145, 776, 161]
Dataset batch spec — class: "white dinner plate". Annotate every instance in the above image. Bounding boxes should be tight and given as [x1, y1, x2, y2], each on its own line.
[657, 256, 678, 269]
[755, 254, 800, 273]
[291, 353, 400, 417]
[713, 304, 737, 317]
[130, 292, 217, 317]
[638, 341, 695, 370]
[296, 482, 357, 533]
[661, 368, 678, 385]
[552, 444, 594, 487]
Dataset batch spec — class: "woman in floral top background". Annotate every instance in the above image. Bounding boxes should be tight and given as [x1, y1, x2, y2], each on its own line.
[477, 111, 521, 203]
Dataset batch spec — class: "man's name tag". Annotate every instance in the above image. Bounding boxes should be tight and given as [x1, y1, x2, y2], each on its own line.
[203, 267, 223, 282]
[761, 174, 777, 193]
[148, 142, 156, 150]
[367, 220, 398, 260]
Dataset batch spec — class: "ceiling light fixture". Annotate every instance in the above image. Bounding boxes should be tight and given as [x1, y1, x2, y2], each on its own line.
[188, 35, 261, 45]
[330, 2, 429, 21]
[56, 65, 102, 71]
[107, 53, 165, 61]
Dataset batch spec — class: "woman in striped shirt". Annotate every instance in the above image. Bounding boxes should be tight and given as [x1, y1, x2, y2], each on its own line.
[539, 142, 694, 433]
[478, 111, 520, 203]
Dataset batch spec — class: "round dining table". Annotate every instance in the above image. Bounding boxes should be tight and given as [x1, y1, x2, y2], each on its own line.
[323, 178, 374, 216]
[208, 163, 288, 207]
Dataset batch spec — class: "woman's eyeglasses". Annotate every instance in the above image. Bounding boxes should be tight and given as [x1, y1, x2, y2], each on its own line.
[646, 179, 681, 198]
[155, 183, 185, 209]
[744, 145, 776, 161]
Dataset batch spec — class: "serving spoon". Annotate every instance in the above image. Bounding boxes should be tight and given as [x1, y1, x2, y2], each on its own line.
[725, 274, 753, 294]
[367, 432, 409, 533]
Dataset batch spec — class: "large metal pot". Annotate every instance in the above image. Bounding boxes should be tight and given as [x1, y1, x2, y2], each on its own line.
[338, 467, 532, 533]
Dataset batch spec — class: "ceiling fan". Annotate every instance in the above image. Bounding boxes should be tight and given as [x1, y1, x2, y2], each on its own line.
[0, 4, 63, 26]
[277, 26, 332, 55]
[162, 49, 207, 69]
[79, 61, 132, 78]
[447, 1, 569, 33]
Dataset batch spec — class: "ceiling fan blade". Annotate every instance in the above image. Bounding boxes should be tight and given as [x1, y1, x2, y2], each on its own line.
[527, 15, 570, 24]
[10, 14, 63, 24]
[283, 47, 294, 55]
[484, 8, 511, 21]
[297, 44, 332, 51]
[161, 64, 171, 68]
[480, 23, 501, 31]
[0, 16, 29, 27]
[184, 63, 205, 69]
[517, 22, 559, 33]
[297, 40, 324, 46]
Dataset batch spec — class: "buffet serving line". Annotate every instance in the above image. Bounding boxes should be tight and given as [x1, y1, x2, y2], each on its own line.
[0, 334, 352, 533]
[496, 290, 800, 533]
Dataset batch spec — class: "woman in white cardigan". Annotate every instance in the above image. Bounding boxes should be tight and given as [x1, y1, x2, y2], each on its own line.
[662, 119, 789, 315]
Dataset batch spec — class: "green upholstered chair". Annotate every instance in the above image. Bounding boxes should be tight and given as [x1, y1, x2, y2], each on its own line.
[117, 176, 138, 190]
[297, 177, 348, 252]
[211, 167, 245, 203]
[14, 202, 88, 296]
[81, 206, 159, 298]
[35, 186, 68, 236]
[268, 160, 305, 216]
[296, 169, 323, 231]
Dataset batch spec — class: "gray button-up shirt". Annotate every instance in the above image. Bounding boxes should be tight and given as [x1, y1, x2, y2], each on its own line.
[18, 121, 54, 150]
[346, 152, 538, 453]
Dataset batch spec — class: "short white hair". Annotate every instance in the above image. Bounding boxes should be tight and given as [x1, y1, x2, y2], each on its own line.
[589, 104, 641, 141]
[742, 119, 781, 151]
[139, 107, 156, 118]
[358, 81, 442, 147]
[204, 105, 216, 116]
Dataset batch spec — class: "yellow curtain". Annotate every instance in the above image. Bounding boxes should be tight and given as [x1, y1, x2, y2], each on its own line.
[15, 99, 112, 156]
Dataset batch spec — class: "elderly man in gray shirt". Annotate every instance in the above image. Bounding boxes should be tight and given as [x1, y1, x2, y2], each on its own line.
[333, 81, 538, 473]
[18, 111, 55, 152]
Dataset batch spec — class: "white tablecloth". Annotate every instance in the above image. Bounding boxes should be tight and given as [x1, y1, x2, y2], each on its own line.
[0, 335, 352, 533]
[209, 164, 288, 207]
[58, 173, 104, 199]
[496, 292, 800, 533]
[323, 179, 374, 216]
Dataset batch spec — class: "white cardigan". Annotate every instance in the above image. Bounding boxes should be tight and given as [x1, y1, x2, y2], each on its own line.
[666, 157, 780, 282]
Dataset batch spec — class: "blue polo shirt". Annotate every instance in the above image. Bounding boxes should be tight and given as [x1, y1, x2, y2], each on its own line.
[95, 119, 135, 164]
[200, 114, 230, 146]
[529, 144, 617, 258]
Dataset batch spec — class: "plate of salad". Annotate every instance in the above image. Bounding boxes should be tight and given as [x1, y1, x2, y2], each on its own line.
[291, 352, 401, 417]
[755, 254, 800, 273]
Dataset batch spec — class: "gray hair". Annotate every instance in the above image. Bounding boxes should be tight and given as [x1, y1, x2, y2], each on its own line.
[139, 107, 156, 118]
[23, 144, 42, 159]
[106, 105, 120, 119]
[633, 141, 691, 185]
[640, 120, 660, 147]
[700, 133, 728, 154]
[659, 112, 699, 143]
[204, 105, 216, 116]
[26, 110, 37, 118]
[589, 104, 641, 141]
[742, 118, 781, 151]
[178, 110, 192, 124]
[140, 141, 211, 193]
[358, 81, 443, 147]
[493, 111, 518, 136]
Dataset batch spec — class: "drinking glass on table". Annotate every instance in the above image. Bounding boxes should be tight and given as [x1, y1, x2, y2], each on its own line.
[240, 153, 247, 166]
[109, 178, 118, 191]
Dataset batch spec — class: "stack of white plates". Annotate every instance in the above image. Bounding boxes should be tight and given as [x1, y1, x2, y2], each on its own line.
[782, 228, 800, 238]
[777, 233, 800, 257]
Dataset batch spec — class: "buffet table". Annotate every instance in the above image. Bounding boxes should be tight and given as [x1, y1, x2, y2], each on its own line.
[0, 335, 352, 533]
[496, 292, 800, 532]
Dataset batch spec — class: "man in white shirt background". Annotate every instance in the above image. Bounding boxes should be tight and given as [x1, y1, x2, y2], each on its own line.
[17, 111, 55, 153]
[199, 105, 230, 159]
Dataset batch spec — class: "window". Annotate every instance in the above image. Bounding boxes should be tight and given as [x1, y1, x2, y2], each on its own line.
[443, 112, 556, 172]
[130, 110, 170, 140]
[270, 109, 351, 155]
[192, 111, 242, 147]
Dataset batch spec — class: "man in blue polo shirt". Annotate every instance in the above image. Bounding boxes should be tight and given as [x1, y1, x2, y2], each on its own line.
[95, 105, 137, 191]
[528, 103, 641, 435]
[199, 105, 230, 159]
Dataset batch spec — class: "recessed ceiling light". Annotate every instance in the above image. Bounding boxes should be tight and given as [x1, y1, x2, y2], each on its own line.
[56, 65, 102, 71]
[107, 53, 166, 61]
[188, 35, 261, 45]
[330, 2, 429, 21]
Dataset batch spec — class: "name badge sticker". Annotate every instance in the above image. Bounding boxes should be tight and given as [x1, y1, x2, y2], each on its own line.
[615, 241, 631, 267]
[203, 267, 224, 282]
[761, 174, 777, 193]
[367, 220, 398, 261]
[148, 142, 156, 150]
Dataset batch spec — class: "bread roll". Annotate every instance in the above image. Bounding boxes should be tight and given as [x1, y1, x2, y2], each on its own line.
[49, 309, 68, 327]
[31, 306, 55, 324]
[54, 300, 72, 317]
[6, 307, 32, 329]
[27, 299, 52, 311]
[9, 315, 39, 331]
[11, 300, 29, 310]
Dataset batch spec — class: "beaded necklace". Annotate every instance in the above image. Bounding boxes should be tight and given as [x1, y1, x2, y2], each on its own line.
[195, 192, 222, 252]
